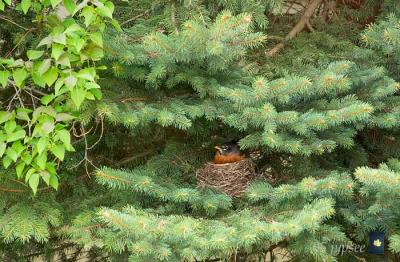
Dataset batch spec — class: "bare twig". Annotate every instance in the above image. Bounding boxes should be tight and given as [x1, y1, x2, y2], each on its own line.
[5, 28, 34, 58]
[70, 125, 98, 176]
[0, 15, 30, 30]
[87, 116, 104, 150]
[120, 10, 150, 26]
[72, 122, 94, 138]
[170, 1, 179, 35]
[13, 85, 25, 108]
[266, 0, 323, 57]
[7, 88, 20, 111]
[25, 87, 49, 96]
[120, 97, 149, 103]
[115, 150, 154, 167]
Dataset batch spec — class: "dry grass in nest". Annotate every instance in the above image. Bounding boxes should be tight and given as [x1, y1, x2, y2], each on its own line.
[195, 158, 257, 197]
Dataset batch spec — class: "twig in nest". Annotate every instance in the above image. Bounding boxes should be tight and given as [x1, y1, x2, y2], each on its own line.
[266, 0, 323, 57]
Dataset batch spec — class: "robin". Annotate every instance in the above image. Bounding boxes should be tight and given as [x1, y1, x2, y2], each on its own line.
[213, 141, 246, 164]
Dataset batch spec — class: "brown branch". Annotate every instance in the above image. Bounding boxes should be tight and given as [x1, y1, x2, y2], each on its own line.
[25, 87, 49, 96]
[120, 10, 150, 26]
[0, 15, 30, 30]
[0, 187, 25, 193]
[266, 0, 323, 57]
[5, 28, 34, 58]
[115, 150, 154, 167]
[120, 97, 149, 103]
[170, 1, 179, 35]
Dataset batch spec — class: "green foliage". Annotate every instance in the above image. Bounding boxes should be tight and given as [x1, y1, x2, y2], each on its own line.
[0, 0, 117, 193]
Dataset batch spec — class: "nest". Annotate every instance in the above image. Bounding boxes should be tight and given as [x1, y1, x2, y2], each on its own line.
[195, 158, 257, 197]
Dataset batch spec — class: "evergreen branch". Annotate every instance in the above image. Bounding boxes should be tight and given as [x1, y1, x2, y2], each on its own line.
[266, 0, 324, 57]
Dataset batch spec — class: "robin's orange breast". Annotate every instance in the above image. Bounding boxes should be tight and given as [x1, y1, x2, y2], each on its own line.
[214, 154, 245, 164]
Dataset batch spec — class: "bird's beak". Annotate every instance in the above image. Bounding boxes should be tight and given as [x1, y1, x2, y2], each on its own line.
[214, 146, 222, 153]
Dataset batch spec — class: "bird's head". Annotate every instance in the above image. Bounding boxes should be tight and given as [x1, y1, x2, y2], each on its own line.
[214, 141, 241, 156]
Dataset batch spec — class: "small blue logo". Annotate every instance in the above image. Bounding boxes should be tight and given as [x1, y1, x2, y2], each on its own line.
[368, 232, 384, 254]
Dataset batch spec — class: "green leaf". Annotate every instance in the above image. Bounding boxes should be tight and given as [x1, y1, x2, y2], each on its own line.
[43, 67, 58, 86]
[11, 140, 24, 155]
[40, 94, 55, 105]
[16, 108, 31, 121]
[70, 86, 87, 109]
[71, 37, 86, 52]
[85, 91, 95, 100]
[64, 75, 77, 88]
[90, 32, 103, 47]
[50, 0, 62, 8]
[28, 173, 39, 194]
[3, 156, 12, 168]
[57, 54, 71, 67]
[27, 50, 44, 60]
[4, 120, 16, 134]
[25, 168, 35, 182]
[51, 44, 64, 60]
[90, 88, 102, 100]
[53, 33, 66, 45]
[51, 144, 65, 160]
[0, 111, 12, 124]
[0, 1, 4, 11]
[63, 0, 76, 15]
[16, 162, 25, 179]
[46, 163, 57, 175]
[97, 2, 113, 18]
[37, 137, 48, 155]
[40, 121, 55, 135]
[21, 0, 31, 14]
[56, 129, 71, 146]
[0, 142, 6, 158]
[6, 147, 18, 162]
[41, 171, 50, 185]
[21, 152, 32, 165]
[38, 59, 51, 75]
[111, 19, 122, 32]
[35, 153, 47, 170]
[64, 23, 82, 35]
[38, 36, 53, 47]
[32, 72, 46, 87]
[85, 82, 100, 89]
[0, 70, 10, 88]
[88, 47, 104, 61]
[56, 113, 75, 122]
[12, 68, 28, 88]
[7, 129, 26, 142]
[81, 6, 96, 27]
[49, 174, 59, 190]
[77, 68, 95, 81]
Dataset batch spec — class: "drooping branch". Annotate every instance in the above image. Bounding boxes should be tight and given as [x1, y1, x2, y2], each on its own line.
[266, 0, 323, 57]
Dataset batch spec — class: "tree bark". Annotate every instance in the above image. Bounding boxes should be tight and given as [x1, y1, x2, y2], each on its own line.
[266, 0, 324, 57]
